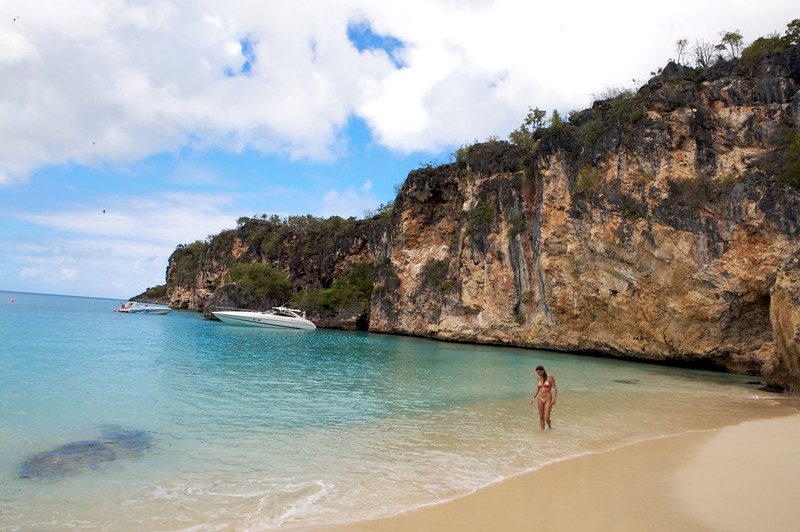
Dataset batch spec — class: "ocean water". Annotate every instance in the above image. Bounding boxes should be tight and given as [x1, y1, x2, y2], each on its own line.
[0, 291, 789, 530]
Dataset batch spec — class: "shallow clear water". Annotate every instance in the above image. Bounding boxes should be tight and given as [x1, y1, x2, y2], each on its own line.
[0, 291, 786, 530]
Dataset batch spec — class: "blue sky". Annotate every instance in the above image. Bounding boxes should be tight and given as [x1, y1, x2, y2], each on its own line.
[0, 1, 796, 299]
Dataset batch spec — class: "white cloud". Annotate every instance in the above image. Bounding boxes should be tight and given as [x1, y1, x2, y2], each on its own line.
[2, 0, 794, 184]
[3, 190, 241, 297]
[357, 0, 797, 151]
[168, 162, 227, 186]
[317, 180, 380, 218]
[19, 267, 46, 280]
[59, 269, 79, 280]
[1, 182, 380, 297]
[17, 191, 237, 244]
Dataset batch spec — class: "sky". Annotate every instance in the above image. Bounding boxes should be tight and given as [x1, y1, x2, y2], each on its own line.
[0, 1, 796, 299]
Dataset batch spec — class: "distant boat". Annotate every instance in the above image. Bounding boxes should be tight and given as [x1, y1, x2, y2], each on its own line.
[114, 302, 172, 315]
[212, 306, 316, 330]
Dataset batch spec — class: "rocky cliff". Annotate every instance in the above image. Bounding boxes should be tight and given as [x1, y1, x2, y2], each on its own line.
[165, 45, 800, 390]
[165, 214, 389, 328]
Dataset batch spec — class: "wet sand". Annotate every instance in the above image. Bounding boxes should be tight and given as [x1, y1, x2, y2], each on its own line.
[304, 411, 800, 532]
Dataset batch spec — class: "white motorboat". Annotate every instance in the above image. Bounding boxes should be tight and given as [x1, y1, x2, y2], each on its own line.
[212, 306, 316, 330]
[115, 302, 172, 315]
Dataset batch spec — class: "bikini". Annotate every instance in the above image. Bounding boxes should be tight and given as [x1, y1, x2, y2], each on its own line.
[538, 378, 552, 403]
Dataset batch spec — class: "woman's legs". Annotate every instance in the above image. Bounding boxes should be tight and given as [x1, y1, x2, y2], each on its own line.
[536, 397, 546, 429]
[543, 398, 553, 428]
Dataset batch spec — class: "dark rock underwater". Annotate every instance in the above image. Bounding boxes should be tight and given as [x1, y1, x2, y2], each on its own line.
[19, 427, 152, 480]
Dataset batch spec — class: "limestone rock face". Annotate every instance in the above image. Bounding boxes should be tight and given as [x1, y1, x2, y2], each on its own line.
[165, 265, 219, 311]
[769, 256, 800, 388]
[369, 49, 800, 390]
[165, 47, 800, 390]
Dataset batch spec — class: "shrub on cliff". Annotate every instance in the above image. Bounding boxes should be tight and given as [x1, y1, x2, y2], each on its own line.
[739, 31, 792, 69]
[603, 92, 643, 127]
[786, 19, 800, 46]
[666, 174, 740, 210]
[508, 107, 547, 148]
[423, 258, 450, 290]
[466, 204, 495, 236]
[779, 129, 800, 189]
[739, 19, 799, 68]
[141, 284, 167, 299]
[225, 262, 292, 304]
[575, 165, 604, 195]
[129, 284, 168, 304]
[314, 262, 373, 311]
[168, 240, 208, 285]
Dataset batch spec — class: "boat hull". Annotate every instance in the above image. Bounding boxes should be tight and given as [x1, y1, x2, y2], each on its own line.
[212, 310, 316, 330]
[124, 308, 171, 315]
[116, 304, 171, 315]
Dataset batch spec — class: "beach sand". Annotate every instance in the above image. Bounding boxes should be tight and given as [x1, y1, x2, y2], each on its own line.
[304, 411, 800, 532]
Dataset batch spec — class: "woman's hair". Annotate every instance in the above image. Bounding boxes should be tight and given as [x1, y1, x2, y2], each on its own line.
[536, 365, 548, 381]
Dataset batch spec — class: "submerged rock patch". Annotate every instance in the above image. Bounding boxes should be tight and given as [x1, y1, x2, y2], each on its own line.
[19, 427, 152, 480]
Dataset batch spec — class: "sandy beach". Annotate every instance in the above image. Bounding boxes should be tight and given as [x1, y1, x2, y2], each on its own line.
[305, 409, 800, 532]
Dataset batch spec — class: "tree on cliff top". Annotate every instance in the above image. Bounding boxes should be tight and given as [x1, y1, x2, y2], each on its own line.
[785, 19, 799, 46]
[675, 38, 689, 65]
[692, 39, 717, 68]
[716, 30, 743, 59]
[508, 107, 547, 147]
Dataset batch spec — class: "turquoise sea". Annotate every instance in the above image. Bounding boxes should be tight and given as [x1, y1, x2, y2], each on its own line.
[0, 291, 789, 530]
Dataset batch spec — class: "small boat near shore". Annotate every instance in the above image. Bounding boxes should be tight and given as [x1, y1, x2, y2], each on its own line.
[114, 302, 172, 315]
[212, 306, 316, 330]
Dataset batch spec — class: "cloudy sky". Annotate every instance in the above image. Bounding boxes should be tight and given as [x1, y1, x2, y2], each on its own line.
[0, 0, 795, 299]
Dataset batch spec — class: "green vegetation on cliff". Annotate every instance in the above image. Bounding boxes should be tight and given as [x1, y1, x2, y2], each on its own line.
[167, 212, 386, 326]
[313, 262, 373, 311]
[168, 240, 208, 285]
[779, 129, 800, 188]
[740, 22, 797, 68]
[130, 284, 168, 303]
[225, 262, 292, 303]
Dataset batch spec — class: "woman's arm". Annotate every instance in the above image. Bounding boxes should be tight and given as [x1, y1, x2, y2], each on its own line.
[550, 376, 557, 402]
[531, 380, 540, 403]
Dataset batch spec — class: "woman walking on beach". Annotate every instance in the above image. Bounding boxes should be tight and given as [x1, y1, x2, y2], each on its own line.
[531, 365, 557, 429]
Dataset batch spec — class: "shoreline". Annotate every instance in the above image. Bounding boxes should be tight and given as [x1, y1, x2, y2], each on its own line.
[300, 403, 800, 532]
